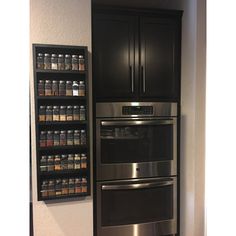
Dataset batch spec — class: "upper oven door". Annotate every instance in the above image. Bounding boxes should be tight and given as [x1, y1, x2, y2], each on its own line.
[96, 118, 177, 180]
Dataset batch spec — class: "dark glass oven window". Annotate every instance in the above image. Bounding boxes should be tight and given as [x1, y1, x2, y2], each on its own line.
[101, 184, 173, 226]
[100, 124, 173, 163]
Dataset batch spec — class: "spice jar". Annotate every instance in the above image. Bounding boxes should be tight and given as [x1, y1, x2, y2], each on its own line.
[74, 130, 80, 145]
[38, 80, 45, 96]
[81, 153, 87, 169]
[60, 131, 67, 146]
[67, 130, 74, 145]
[78, 55, 85, 71]
[40, 156, 47, 172]
[46, 106, 53, 121]
[80, 129, 86, 145]
[65, 54, 72, 70]
[53, 131, 60, 146]
[58, 54, 65, 70]
[73, 106, 80, 120]
[54, 155, 61, 171]
[39, 106, 46, 122]
[68, 178, 75, 194]
[81, 178, 87, 193]
[41, 181, 48, 197]
[74, 154, 81, 170]
[52, 80, 59, 96]
[46, 131, 54, 147]
[45, 80, 52, 96]
[61, 154, 68, 170]
[55, 179, 62, 196]
[52, 106, 59, 121]
[37, 53, 44, 69]
[48, 180, 55, 197]
[72, 81, 79, 96]
[68, 154, 74, 169]
[44, 53, 51, 70]
[66, 106, 73, 121]
[66, 81, 73, 96]
[47, 155, 54, 171]
[59, 80, 66, 96]
[79, 106, 86, 121]
[59, 106, 66, 121]
[72, 55, 79, 70]
[75, 178, 82, 193]
[62, 179, 69, 195]
[78, 81, 85, 96]
[40, 131, 46, 147]
[51, 54, 58, 70]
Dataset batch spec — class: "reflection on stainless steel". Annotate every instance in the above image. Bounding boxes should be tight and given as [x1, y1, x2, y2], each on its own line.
[97, 161, 176, 181]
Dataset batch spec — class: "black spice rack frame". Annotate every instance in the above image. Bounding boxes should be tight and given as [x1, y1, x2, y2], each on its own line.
[33, 44, 91, 201]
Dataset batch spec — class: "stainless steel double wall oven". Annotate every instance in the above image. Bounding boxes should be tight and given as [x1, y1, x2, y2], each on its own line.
[95, 102, 178, 236]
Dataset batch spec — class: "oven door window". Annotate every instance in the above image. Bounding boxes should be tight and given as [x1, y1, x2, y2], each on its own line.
[100, 120, 175, 163]
[101, 180, 174, 226]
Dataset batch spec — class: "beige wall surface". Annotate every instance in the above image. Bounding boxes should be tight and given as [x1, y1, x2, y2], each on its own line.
[30, 0, 206, 236]
[30, 0, 93, 236]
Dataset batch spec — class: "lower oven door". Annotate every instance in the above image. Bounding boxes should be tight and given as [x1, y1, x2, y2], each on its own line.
[96, 177, 177, 236]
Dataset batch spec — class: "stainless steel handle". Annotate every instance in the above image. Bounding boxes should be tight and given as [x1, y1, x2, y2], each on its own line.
[142, 65, 146, 93]
[130, 65, 134, 93]
[101, 119, 174, 126]
[102, 179, 173, 191]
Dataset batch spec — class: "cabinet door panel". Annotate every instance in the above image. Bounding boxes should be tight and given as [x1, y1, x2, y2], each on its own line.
[93, 14, 136, 100]
[140, 17, 180, 100]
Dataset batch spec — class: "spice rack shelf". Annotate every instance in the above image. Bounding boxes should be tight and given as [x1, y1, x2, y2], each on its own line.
[40, 169, 88, 176]
[38, 145, 88, 151]
[36, 69, 87, 74]
[41, 192, 89, 201]
[33, 44, 91, 201]
[38, 121, 87, 125]
[37, 96, 86, 100]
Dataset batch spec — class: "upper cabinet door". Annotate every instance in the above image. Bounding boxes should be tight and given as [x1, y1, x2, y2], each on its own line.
[140, 17, 181, 100]
[93, 14, 136, 100]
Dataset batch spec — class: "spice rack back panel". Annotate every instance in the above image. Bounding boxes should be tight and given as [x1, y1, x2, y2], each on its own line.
[33, 44, 91, 201]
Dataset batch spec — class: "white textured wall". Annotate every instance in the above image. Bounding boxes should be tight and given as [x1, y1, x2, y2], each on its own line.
[30, 1, 93, 236]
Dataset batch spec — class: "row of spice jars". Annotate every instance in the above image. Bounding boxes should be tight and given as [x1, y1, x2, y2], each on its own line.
[40, 153, 87, 172]
[41, 177, 88, 198]
[39, 105, 86, 122]
[38, 80, 85, 97]
[40, 129, 86, 147]
[37, 53, 85, 71]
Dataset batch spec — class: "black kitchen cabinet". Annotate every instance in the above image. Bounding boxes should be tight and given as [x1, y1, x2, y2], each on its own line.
[92, 7, 182, 101]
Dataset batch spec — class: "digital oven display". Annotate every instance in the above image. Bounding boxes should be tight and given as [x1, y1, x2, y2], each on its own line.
[122, 106, 153, 115]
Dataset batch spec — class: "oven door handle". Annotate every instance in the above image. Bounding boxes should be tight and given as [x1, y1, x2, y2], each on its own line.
[101, 120, 174, 126]
[102, 180, 173, 190]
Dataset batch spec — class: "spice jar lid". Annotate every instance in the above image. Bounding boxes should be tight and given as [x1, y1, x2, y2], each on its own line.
[44, 53, 50, 56]
[72, 81, 78, 84]
[67, 105, 73, 109]
[66, 80, 72, 84]
[53, 106, 59, 109]
[74, 130, 80, 133]
[67, 130, 73, 133]
[62, 179, 68, 183]
[48, 155, 54, 159]
[47, 131, 53, 134]
[46, 105, 52, 109]
[41, 131, 46, 134]
[81, 129, 85, 133]
[60, 130, 66, 134]
[81, 153, 86, 157]
[45, 80, 51, 83]
[73, 105, 79, 109]
[51, 54, 57, 57]
[49, 180, 55, 184]
[54, 130, 60, 134]
[54, 155, 60, 158]
[68, 154, 74, 158]
[80, 105, 85, 109]
[58, 54, 64, 57]
[39, 80, 44, 83]
[59, 80, 65, 83]
[72, 55, 78, 58]
[65, 54, 71, 58]
[79, 81, 84, 84]
[74, 153, 81, 158]
[41, 155, 47, 159]
[52, 80, 58, 83]
[40, 105, 46, 109]
[38, 53, 43, 57]
[79, 55, 84, 58]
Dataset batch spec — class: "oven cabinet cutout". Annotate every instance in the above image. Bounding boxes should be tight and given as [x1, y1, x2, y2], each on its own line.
[96, 177, 177, 236]
[96, 118, 177, 180]
[92, 7, 182, 102]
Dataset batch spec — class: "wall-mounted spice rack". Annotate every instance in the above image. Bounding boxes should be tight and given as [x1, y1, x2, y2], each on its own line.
[33, 44, 90, 201]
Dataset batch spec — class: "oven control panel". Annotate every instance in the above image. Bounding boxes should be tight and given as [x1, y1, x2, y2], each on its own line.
[122, 106, 153, 116]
